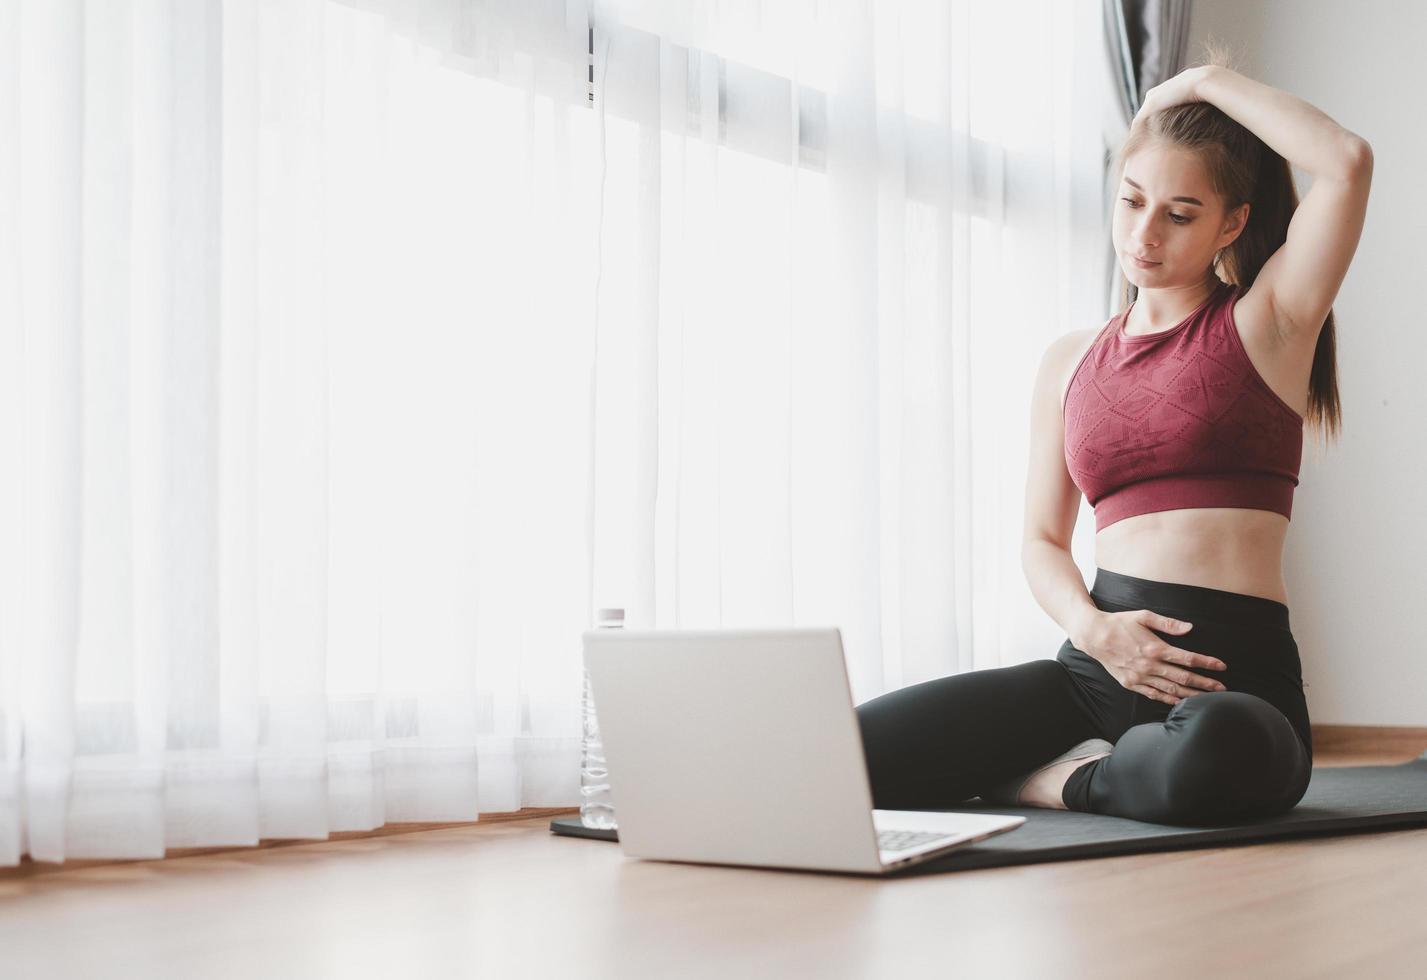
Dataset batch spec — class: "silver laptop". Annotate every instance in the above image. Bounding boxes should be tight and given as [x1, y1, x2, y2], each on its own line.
[582, 627, 1025, 875]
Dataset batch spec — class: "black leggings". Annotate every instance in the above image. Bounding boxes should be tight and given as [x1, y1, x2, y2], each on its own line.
[854, 568, 1313, 827]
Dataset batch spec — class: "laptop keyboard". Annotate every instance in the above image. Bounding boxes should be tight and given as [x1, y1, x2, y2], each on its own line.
[877, 828, 954, 853]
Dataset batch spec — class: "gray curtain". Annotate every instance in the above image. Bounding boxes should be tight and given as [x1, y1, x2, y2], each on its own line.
[1102, 0, 1194, 312]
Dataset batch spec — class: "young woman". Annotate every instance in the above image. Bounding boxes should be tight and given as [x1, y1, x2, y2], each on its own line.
[855, 61, 1372, 826]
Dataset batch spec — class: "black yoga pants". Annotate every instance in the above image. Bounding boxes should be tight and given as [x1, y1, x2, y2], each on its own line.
[854, 568, 1314, 827]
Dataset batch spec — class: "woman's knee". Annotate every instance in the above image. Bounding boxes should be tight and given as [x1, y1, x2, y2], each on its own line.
[1161, 691, 1309, 820]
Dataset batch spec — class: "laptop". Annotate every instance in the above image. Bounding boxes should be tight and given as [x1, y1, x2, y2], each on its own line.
[582, 627, 1025, 875]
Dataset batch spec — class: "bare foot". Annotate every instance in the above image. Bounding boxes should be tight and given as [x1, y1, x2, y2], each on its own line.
[1016, 751, 1111, 810]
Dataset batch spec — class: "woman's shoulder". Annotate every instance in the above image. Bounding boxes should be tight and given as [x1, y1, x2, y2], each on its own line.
[1051, 318, 1115, 410]
[1048, 314, 1114, 357]
[1061, 314, 1119, 368]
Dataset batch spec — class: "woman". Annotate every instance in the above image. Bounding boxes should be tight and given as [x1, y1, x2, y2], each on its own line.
[855, 58, 1372, 827]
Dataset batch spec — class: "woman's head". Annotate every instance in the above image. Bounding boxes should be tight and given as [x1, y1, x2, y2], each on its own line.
[1113, 105, 1253, 292]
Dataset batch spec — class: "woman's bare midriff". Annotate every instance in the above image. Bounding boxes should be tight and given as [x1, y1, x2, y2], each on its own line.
[1093, 508, 1291, 605]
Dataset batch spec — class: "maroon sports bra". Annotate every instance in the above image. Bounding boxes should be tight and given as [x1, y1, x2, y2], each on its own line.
[1063, 279, 1304, 532]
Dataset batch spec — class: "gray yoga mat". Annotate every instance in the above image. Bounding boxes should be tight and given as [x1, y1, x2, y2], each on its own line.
[902, 749, 1427, 875]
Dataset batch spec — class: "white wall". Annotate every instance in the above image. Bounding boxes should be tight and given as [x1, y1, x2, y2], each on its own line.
[1188, 1, 1426, 726]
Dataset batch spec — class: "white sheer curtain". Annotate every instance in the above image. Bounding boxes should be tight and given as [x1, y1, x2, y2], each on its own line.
[590, 0, 1110, 703]
[1, 0, 1108, 865]
[1, 0, 596, 865]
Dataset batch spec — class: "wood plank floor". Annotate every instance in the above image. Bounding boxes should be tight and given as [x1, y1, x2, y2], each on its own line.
[1, 748, 1423, 979]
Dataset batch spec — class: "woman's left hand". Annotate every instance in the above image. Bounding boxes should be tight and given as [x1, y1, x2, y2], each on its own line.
[1131, 65, 1217, 131]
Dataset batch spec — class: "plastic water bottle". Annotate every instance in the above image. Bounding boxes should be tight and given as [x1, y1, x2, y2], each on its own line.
[580, 607, 624, 829]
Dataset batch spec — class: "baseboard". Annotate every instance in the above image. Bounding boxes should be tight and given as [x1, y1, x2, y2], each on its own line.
[472, 806, 579, 823]
[1311, 724, 1427, 758]
[2, 808, 583, 878]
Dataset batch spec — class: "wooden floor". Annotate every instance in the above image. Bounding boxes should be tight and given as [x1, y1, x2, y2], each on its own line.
[2, 745, 1424, 979]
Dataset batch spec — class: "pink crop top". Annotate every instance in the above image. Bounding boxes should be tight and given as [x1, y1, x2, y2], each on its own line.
[1063, 279, 1304, 532]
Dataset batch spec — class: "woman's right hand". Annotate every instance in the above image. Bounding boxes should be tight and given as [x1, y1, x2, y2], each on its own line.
[1074, 610, 1228, 705]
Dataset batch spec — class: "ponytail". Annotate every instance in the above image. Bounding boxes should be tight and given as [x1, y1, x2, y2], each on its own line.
[1219, 143, 1341, 443]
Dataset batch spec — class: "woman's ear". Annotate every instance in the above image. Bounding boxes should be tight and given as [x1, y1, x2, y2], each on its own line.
[1219, 202, 1250, 249]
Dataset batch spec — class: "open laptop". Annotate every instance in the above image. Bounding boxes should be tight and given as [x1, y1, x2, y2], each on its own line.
[582, 627, 1025, 875]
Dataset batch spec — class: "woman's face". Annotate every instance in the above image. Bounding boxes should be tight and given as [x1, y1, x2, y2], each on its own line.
[1112, 143, 1247, 289]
